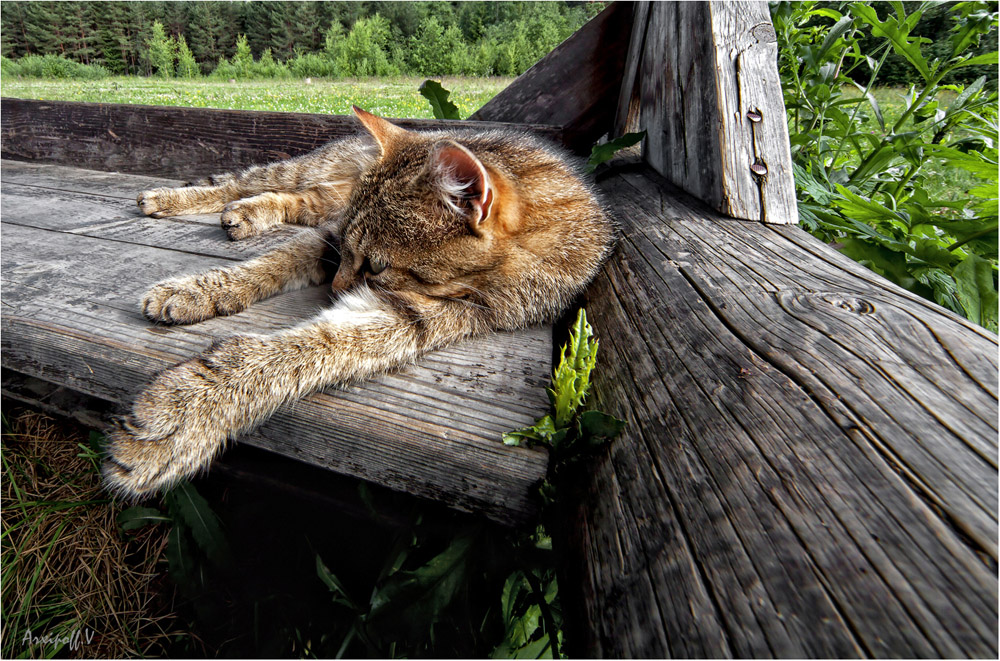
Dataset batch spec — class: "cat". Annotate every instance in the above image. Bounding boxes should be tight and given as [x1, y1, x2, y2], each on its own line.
[102, 107, 617, 498]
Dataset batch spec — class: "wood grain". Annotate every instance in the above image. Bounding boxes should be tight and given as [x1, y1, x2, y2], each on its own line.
[637, 1, 798, 224]
[0, 98, 564, 180]
[0, 161, 552, 526]
[559, 164, 997, 657]
[470, 1, 633, 152]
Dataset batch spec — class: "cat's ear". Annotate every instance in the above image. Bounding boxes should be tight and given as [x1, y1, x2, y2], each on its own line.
[353, 106, 407, 156]
[431, 141, 495, 235]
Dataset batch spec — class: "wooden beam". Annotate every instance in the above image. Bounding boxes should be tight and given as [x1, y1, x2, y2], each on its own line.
[559, 164, 997, 657]
[470, 1, 634, 152]
[0, 161, 552, 526]
[633, 2, 798, 224]
[613, 1, 651, 137]
[0, 98, 564, 180]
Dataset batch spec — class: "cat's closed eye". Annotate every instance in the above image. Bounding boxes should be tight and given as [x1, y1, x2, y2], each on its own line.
[362, 255, 388, 276]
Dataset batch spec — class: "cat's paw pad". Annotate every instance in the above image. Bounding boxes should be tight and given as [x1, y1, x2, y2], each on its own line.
[137, 188, 179, 218]
[221, 201, 262, 240]
[142, 280, 217, 324]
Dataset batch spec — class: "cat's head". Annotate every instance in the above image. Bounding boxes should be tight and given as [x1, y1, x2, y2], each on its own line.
[330, 107, 519, 305]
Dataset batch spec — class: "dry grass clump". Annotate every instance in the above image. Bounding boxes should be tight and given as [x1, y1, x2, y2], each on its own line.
[1, 407, 187, 658]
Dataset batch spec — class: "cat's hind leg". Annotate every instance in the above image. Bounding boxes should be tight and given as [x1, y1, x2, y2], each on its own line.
[142, 228, 339, 324]
[220, 186, 351, 240]
[137, 136, 374, 224]
[137, 183, 236, 218]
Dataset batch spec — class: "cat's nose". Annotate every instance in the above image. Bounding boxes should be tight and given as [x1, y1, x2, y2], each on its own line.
[330, 270, 353, 291]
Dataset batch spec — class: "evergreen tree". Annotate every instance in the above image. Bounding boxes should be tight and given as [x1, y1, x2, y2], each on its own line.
[0, 2, 31, 57]
[176, 35, 200, 77]
[65, 3, 96, 65]
[187, 1, 225, 69]
[239, 1, 274, 57]
[145, 20, 176, 77]
[267, 1, 297, 59]
[290, 2, 323, 55]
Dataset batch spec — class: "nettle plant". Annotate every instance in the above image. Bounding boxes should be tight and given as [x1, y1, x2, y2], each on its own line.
[771, 1, 999, 330]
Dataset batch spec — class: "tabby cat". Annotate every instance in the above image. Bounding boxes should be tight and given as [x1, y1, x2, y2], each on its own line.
[103, 107, 616, 498]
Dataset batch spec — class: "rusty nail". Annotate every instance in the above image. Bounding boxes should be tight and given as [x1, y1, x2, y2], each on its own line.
[750, 162, 768, 176]
[747, 110, 762, 123]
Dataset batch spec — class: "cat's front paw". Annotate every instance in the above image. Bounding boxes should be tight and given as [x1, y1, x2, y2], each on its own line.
[103, 359, 220, 497]
[137, 188, 180, 218]
[102, 339, 257, 498]
[142, 279, 219, 324]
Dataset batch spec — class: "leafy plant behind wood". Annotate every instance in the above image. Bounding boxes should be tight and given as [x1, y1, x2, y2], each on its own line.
[772, 0, 998, 330]
[419, 79, 462, 120]
[586, 131, 646, 173]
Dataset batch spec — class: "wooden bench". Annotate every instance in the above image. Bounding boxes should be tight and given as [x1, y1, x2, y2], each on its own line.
[2, 2, 996, 657]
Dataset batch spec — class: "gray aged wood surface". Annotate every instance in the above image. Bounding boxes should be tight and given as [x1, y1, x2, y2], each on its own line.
[632, 1, 798, 224]
[0, 160, 552, 526]
[0, 98, 564, 180]
[559, 164, 998, 658]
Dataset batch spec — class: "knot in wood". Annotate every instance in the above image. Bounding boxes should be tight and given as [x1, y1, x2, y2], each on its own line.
[751, 23, 777, 43]
[824, 294, 875, 315]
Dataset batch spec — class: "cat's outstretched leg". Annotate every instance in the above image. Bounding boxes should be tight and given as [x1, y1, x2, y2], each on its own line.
[142, 228, 338, 325]
[102, 291, 475, 497]
[219, 186, 351, 240]
[136, 136, 374, 233]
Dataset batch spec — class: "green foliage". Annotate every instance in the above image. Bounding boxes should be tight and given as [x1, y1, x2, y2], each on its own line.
[419, 79, 462, 120]
[145, 20, 176, 78]
[587, 131, 647, 173]
[328, 14, 400, 77]
[175, 36, 200, 78]
[0, 53, 108, 79]
[118, 480, 231, 598]
[312, 308, 619, 659]
[504, 309, 625, 456]
[287, 52, 338, 78]
[0, 1, 600, 80]
[772, 1, 999, 331]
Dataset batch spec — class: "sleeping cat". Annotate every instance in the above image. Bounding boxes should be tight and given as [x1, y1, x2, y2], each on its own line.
[103, 107, 616, 498]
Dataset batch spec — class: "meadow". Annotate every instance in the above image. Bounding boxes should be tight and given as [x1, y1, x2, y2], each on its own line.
[0, 76, 977, 206]
[0, 76, 512, 119]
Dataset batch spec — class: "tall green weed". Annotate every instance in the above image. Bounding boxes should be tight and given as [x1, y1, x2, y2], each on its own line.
[772, 1, 998, 330]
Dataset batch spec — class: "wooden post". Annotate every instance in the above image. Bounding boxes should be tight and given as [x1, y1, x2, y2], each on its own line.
[623, 1, 798, 224]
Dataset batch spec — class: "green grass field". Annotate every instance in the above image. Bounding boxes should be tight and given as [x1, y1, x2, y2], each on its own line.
[0, 78, 980, 204]
[0, 76, 513, 119]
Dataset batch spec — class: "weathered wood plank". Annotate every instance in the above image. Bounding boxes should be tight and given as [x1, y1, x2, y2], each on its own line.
[637, 1, 798, 224]
[0, 98, 564, 180]
[613, 1, 651, 138]
[0, 159, 180, 198]
[0, 163, 554, 525]
[560, 166, 997, 657]
[469, 1, 633, 151]
[1, 163, 300, 259]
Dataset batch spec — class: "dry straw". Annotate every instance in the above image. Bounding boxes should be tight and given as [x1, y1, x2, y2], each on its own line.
[2, 408, 191, 658]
